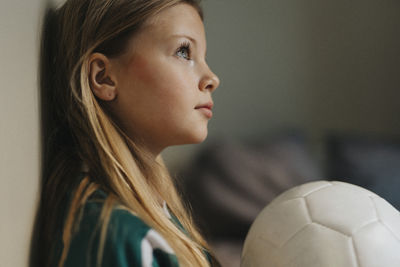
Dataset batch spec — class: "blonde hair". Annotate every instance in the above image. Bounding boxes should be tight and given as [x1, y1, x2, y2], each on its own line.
[37, 0, 216, 266]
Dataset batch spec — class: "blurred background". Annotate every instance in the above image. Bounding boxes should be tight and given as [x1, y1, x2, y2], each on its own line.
[1, 0, 399, 266]
[164, 0, 400, 171]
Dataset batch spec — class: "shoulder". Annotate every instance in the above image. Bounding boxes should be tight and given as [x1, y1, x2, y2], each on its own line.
[63, 189, 179, 267]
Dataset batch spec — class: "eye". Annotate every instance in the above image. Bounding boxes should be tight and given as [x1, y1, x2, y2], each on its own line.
[175, 41, 191, 60]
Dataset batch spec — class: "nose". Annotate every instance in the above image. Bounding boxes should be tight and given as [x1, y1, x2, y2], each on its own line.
[199, 64, 220, 93]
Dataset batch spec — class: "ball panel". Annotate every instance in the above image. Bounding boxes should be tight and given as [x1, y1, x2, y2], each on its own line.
[331, 181, 378, 197]
[244, 198, 311, 249]
[280, 223, 357, 267]
[269, 181, 332, 205]
[372, 196, 400, 240]
[241, 236, 279, 267]
[306, 184, 377, 235]
[353, 221, 400, 267]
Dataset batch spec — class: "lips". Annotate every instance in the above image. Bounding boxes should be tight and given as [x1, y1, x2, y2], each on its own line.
[195, 101, 214, 118]
[195, 101, 214, 110]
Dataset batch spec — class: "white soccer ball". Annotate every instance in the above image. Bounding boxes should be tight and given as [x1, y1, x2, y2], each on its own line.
[241, 181, 400, 267]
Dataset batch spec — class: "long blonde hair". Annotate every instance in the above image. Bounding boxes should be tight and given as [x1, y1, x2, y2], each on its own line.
[37, 0, 216, 266]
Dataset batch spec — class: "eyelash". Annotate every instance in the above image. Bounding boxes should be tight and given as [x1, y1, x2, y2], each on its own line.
[175, 41, 191, 60]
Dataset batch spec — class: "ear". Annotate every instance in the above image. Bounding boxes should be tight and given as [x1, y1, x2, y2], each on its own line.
[88, 53, 118, 101]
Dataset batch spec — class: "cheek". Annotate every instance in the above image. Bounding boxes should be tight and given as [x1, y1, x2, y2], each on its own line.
[129, 56, 173, 96]
[130, 55, 195, 105]
[127, 55, 157, 85]
[121, 55, 198, 124]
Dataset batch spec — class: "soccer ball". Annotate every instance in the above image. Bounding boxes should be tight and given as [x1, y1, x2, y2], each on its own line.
[241, 181, 400, 267]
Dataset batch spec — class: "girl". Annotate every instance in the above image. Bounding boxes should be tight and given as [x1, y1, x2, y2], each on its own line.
[37, 0, 220, 266]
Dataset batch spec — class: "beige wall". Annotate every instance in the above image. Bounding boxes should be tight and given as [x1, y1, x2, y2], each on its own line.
[0, 0, 44, 266]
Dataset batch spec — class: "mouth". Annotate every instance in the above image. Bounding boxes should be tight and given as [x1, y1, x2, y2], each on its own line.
[195, 101, 214, 109]
[195, 101, 214, 119]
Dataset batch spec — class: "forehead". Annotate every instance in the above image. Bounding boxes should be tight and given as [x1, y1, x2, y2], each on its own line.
[140, 3, 205, 43]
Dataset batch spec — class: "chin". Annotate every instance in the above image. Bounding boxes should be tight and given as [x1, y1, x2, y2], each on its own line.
[184, 128, 209, 145]
[192, 134, 208, 144]
[169, 124, 209, 146]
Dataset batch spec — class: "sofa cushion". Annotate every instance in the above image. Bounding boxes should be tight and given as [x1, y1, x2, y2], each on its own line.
[182, 133, 322, 240]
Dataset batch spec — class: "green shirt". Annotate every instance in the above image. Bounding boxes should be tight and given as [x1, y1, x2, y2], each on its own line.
[54, 189, 180, 267]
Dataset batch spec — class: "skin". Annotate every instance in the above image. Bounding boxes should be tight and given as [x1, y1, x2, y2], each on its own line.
[90, 3, 219, 158]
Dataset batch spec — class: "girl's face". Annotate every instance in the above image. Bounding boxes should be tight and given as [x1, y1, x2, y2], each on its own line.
[109, 3, 219, 156]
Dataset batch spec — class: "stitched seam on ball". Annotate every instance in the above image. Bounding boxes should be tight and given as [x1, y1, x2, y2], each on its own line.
[369, 196, 379, 219]
[259, 234, 280, 249]
[381, 223, 400, 243]
[351, 236, 361, 267]
[313, 222, 352, 238]
[302, 183, 332, 198]
[371, 196, 400, 242]
[274, 222, 313, 249]
[352, 219, 379, 236]
[269, 198, 313, 249]
[302, 197, 313, 223]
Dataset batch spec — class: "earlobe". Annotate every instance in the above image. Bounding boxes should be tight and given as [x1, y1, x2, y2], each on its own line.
[89, 53, 117, 101]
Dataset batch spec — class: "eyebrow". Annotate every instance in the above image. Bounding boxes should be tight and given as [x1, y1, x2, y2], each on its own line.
[170, 34, 197, 45]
